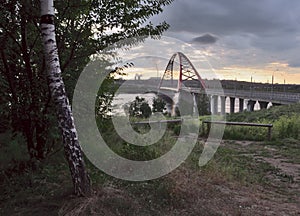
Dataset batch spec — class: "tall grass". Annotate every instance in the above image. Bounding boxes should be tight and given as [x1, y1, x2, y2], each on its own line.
[273, 114, 300, 139]
[222, 104, 300, 141]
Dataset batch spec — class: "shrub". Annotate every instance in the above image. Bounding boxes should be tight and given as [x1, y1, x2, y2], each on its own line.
[152, 97, 166, 113]
[0, 130, 28, 171]
[129, 96, 152, 118]
[273, 114, 300, 140]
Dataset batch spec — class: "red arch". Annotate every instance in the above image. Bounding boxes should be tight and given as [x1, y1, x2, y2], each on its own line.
[158, 52, 206, 91]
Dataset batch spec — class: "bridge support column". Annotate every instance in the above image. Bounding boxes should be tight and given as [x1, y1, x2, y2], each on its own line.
[178, 90, 194, 116]
[230, 97, 235, 113]
[239, 98, 244, 112]
[194, 93, 210, 116]
[158, 92, 175, 116]
[207, 95, 212, 114]
[220, 96, 226, 115]
[247, 100, 256, 112]
[258, 101, 268, 109]
[211, 95, 218, 115]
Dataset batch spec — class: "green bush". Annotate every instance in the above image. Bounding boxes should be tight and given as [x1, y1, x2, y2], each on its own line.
[172, 124, 181, 136]
[273, 114, 300, 140]
[118, 143, 160, 161]
[152, 97, 166, 113]
[0, 131, 28, 171]
[129, 96, 152, 118]
[223, 104, 300, 141]
[223, 124, 269, 141]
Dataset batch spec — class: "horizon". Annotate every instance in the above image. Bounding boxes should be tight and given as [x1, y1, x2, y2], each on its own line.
[147, 0, 300, 85]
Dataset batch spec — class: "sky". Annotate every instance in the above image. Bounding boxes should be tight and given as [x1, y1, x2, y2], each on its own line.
[117, 0, 300, 84]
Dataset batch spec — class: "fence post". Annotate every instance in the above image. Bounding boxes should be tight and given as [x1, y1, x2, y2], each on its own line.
[268, 127, 272, 141]
[207, 122, 211, 137]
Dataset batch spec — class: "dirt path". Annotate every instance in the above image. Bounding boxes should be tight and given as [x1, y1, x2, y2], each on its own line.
[226, 140, 300, 183]
[224, 140, 300, 214]
[255, 156, 300, 182]
[58, 138, 300, 216]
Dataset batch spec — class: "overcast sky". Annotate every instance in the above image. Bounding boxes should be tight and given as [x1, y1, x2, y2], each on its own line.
[142, 0, 300, 83]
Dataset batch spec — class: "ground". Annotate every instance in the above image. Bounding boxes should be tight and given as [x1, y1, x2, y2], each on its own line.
[1, 138, 299, 216]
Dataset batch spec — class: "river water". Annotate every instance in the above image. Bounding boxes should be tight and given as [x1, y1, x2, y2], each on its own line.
[111, 93, 264, 116]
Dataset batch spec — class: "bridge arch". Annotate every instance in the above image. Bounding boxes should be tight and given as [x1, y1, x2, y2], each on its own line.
[158, 52, 206, 91]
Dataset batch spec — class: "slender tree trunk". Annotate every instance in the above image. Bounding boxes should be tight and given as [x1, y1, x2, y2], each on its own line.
[40, 0, 91, 196]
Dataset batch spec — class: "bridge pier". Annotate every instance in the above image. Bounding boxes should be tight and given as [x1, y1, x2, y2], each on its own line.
[157, 92, 175, 116]
[211, 95, 218, 115]
[207, 96, 212, 114]
[247, 100, 256, 111]
[258, 101, 268, 109]
[230, 97, 235, 113]
[178, 90, 194, 116]
[220, 96, 226, 115]
[239, 98, 244, 112]
[194, 93, 210, 115]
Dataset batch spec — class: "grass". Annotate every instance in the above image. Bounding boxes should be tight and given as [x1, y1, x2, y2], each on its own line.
[186, 143, 278, 186]
[0, 151, 72, 215]
[1, 103, 300, 215]
[218, 103, 300, 141]
[226, 103, 300, 122]
[265, 138, 300, 163]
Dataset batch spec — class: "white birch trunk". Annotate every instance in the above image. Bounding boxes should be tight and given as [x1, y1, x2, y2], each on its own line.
[40, 0, 91, 196]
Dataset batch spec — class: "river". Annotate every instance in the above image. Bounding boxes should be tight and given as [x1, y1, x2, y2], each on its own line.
[111, 93, 265, 116]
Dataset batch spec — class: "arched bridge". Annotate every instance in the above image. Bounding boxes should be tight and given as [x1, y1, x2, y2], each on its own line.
[156, 52, 300, 115]
[118, 52, 300, 114]
[158, 52, 206, 91]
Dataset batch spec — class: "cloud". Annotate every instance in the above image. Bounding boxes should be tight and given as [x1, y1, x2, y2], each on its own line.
[288, 60, 300, 68]
[192, 34, 218, 44]
[148, 0, 300, 81]
[151, 0, 300, 51]
[154, 0, 300, 36]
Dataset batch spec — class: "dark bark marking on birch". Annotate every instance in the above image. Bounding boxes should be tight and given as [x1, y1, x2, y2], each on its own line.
[40, 11, 91, 196]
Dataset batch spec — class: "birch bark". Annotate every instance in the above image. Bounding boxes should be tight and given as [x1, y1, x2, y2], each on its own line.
[40, 0, 91, 196]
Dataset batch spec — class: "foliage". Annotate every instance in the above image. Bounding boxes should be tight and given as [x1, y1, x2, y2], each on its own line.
[1, 110, 299, 214]
[174, 92, 210, 117]
[0, 130, 28, 172]
[172, 124, 181, 136]
[119, 143, 160, 161]
[95, 66, 128, 119]
[129, 96, 152, 118]
[0, 146, 175, 215]
[223, 103, 300, 141]
[152, 97, 166, 113]
[223, 125, 269, 141]
[273, 114, 300, 140]
[0, 0, 173, 160]
[195, 93, 211, 116]
[226, 103, 300, 122]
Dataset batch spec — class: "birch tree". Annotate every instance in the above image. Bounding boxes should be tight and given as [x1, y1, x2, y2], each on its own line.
[40, 0, 91, 196]
[1, 1, 173, 160]
[1, 0, 173, 195]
